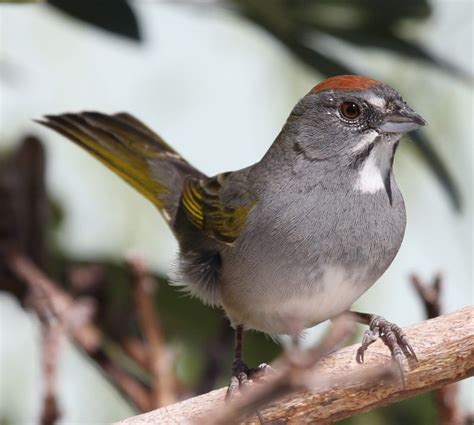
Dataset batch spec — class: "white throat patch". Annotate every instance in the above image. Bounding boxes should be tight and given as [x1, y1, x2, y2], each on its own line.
[354, 141, 394, 194]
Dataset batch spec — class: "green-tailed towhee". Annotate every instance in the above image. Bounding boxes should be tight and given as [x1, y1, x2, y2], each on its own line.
[38, 75, 425, 395]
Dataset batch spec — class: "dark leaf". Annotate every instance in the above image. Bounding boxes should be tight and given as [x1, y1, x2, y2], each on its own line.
[47, 0, 141, 41]
[236, 0, 432, 34]
[237, 6, 354, 77]
[290, 0, 432, 24]
[313, 28, 471, 80]
[235, 0, 469, 80]
[408, 130, 461, 211]
[285, 38, 354, 77]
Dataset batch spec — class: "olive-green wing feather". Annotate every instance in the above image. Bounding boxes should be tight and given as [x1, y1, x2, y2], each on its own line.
[180, 173, 256, 245]
[37, 112, 204, 224]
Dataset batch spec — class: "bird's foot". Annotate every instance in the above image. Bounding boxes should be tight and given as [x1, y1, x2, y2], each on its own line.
[225, 360, 274, 399]
[226, 358, 251, 399]
[248, 363, 275, 381]
[356, 315, 417, 381]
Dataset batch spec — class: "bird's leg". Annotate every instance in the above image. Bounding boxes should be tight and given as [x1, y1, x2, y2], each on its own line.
[351, 311, 417, 380]
[226, 325, 250, 398]
[226, 325, 273, 399]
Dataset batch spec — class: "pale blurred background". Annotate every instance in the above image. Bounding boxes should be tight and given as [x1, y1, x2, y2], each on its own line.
[0, 1, 472, 424]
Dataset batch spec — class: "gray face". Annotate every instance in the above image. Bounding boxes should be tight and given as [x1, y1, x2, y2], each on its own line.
[284, 84, 425, 162]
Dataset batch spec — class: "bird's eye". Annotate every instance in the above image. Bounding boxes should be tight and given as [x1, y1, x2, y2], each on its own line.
[339, 102, 361, 120]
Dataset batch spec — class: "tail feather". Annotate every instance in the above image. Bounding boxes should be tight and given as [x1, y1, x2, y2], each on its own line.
[37, 112, 204, 224]
[113, 112, 176, 149]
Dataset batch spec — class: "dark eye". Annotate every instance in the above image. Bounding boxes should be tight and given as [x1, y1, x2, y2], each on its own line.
[339, 102, 361, 120]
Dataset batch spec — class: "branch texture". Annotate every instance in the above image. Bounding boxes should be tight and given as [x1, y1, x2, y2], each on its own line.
[117, 306, 473, 424]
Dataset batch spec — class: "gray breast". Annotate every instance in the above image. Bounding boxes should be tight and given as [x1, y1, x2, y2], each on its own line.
[219, 177, 406, 334]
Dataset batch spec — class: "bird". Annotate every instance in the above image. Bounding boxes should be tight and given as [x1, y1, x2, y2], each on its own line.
[38, 75, 425, 395]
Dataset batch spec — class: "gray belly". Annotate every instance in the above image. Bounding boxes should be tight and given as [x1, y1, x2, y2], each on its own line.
[220, 187, 406, 335]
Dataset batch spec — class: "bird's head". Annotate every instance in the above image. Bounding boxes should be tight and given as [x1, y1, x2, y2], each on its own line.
[284, 75, 426, 163]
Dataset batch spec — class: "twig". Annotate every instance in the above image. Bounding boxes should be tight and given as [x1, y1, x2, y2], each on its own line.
[411, 273, 442, 319]
[4, 251, 150, 412]
[26, 280, 65, 425]
[102, 361, 152, 412]
[127, 255, 177, 408]
[6, 251, 100, 350]
[121, 337, 149, 371]
[38, 320, 64, 425]
[116, 307, 474, 425]
[66, 263, 105, 293]
[411, 273, 469, 425]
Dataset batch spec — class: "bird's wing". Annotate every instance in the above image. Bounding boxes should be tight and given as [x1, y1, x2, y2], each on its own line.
[180, 173, 256, 245]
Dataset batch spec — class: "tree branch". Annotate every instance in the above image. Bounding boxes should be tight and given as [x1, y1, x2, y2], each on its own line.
[116, 306, 474, 424]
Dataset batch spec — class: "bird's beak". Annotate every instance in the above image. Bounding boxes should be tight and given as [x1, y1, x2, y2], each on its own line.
[379, 103, 426, 134]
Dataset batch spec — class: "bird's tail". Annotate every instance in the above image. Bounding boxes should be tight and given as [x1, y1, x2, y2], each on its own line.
[37, 112, 204, 225]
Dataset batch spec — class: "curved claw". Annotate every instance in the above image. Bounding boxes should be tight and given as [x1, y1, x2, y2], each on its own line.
[248, 363, 275, 380]
[226, 375, 241, 400]
[355, 314, 417, 383]
[356, 327, 380, 363]
[394, 328, 418, 362]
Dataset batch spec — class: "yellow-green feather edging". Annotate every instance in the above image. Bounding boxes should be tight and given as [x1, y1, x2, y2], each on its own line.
[181, 177, 255, 245]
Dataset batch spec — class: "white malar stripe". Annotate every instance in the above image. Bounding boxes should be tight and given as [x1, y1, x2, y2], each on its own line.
[351, 130, 378, 153]
[354, 142, 393, 194]
[367, 95, 386, 109]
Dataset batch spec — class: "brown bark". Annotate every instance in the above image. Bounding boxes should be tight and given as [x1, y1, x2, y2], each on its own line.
[117, 306, 474, 425]
[127, 256, 178, 408]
